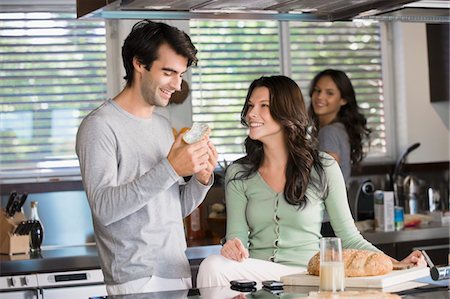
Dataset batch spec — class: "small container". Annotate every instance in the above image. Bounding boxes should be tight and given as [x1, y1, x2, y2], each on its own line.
[374, 191, 395, 232]
[394, 206, 404, 231]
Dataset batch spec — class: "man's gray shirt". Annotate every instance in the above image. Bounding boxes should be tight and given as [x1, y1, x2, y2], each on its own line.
[76, 99, 212, 285]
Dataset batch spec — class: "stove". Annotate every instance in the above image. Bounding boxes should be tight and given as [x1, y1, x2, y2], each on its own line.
[0, 246, 106, 299]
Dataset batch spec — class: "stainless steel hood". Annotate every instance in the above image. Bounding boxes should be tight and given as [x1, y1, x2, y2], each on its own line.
[78, 0, 449, 23]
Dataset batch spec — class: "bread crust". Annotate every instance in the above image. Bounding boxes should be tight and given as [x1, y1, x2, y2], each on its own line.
[307, 249, 393, 277]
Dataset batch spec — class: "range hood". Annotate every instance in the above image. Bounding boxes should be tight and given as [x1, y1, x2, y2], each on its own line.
[78, 0, 449, 23]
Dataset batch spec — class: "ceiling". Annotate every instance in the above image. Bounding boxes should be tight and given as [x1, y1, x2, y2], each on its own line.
[78, 0, 450, 23]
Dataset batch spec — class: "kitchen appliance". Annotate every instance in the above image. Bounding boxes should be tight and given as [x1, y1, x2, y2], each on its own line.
[0, 269, 106, 299]
[76, 0, 450, 23]
[355, 180, 375, 221]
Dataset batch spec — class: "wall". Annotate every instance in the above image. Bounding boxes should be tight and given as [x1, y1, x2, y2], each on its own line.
[391, 22, 450, 163]
[1, 191, 95, 247]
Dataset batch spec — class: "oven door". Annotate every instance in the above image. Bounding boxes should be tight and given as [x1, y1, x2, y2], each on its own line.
[41, 284, 106, 299]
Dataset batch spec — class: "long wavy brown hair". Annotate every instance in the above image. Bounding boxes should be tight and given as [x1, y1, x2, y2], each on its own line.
[308, 69, 371, 165]
[230, 75, 327, 209]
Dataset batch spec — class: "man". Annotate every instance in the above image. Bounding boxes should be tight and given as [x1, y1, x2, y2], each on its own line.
[76, 20, 218, 295]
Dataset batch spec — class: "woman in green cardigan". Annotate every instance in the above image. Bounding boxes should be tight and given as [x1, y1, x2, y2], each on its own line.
[197, 75, 425, 288]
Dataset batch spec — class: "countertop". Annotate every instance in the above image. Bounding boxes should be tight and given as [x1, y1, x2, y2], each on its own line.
[361, 222, 449, 245]
[0, 244, 221, 277]
[1, 223, 448, 277]
[89, 284, 449, 299]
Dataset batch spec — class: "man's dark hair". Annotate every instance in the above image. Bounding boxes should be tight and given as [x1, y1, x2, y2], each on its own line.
[121, 20, 198, 87]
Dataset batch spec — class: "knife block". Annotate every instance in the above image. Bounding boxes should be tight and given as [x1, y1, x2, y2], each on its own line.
[0, 210, 29, 255]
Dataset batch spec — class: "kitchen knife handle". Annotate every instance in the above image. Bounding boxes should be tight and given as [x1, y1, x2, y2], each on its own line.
[17, 192, 28, 211]
[7, 196, 20, 217]
[5, 191, 17, 215]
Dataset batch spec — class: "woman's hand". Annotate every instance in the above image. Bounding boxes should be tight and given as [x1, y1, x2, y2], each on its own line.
[401, 250, 427, 267]
[221, 238, 249, 262]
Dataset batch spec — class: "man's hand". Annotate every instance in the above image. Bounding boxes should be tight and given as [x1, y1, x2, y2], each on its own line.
[221, 238, 249, 262]
[167, 132, 210, 177]
[195, 140, 218, 185]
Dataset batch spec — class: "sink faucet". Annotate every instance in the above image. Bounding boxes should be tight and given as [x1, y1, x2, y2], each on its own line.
[391, 142, 421, 206]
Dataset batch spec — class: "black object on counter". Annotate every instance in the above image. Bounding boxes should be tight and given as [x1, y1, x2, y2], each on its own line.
[5, 191, 28, 217]
[29, 201, 44, 252]
[5, 191, 17, 215]
[30, 220, 44, 252]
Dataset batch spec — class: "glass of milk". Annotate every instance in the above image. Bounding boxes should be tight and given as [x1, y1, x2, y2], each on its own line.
[319, 237, 345, 292]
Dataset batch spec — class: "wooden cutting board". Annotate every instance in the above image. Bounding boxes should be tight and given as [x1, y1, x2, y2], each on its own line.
[281, 266, 430, 289]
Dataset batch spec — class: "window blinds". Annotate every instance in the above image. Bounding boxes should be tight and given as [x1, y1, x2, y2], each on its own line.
[190, 20, 281, 163]
[290, 21, 385, 155]
[0, 6, 106, 181]
[190, 20, 385, 163]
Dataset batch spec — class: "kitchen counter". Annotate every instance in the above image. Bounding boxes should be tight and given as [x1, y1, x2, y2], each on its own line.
[1, 223, 448, 277]
[0, 244, 221, 277]
[361, 223, 450, 245]
[87, 284, 449, 299]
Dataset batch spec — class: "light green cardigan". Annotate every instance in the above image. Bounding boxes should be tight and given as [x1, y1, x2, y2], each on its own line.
[225, 153, 379, 267]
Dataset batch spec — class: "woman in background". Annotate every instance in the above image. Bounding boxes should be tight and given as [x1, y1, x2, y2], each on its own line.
[196, 75, 424, 288]
[309, 69, 371, 184]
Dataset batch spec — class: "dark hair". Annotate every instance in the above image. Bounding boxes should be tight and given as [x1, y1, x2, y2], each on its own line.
[121, 20, 198, 87]
[308, 69, 371, 165]
[231, 75, 327, 208]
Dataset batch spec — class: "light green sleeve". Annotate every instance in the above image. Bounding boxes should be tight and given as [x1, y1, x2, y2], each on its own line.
[324, 157, 381, 252]
[224, 164, 250, 247]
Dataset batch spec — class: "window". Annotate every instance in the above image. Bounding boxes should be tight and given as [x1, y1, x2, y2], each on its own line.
[0, 4, 106, 182]
[290, 21, 385, 156]
[190, 20, 281, 163]
[190, 20, 386, 163]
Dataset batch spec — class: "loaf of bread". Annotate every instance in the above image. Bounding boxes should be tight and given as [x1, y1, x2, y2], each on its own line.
[299, 290, 400, 298]
[307, 249, 393, 277]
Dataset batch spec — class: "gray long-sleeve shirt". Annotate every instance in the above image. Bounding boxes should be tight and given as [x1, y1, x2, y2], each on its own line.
[318, 122, 351, 183]
[76, 99, 212, 285]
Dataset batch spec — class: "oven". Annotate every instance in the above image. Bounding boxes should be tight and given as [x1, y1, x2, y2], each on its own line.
[0, 269, 106, 299]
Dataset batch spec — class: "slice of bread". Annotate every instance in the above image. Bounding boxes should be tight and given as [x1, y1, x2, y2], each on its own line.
[182, 123, 210, 144]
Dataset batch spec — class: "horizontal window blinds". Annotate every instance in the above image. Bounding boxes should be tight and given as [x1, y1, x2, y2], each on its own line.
[289, 21, 385, 155]
[0, 6, 106, 181]
[190, 20, 385, 162]
[190, 20, 281, 163]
